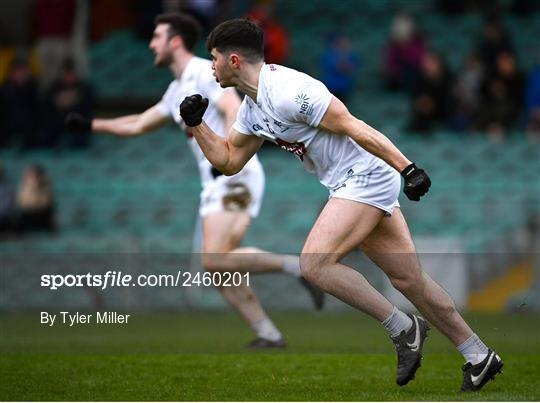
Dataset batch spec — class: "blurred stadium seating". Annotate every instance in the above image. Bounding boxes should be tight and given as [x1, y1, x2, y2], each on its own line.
[1, 129, 537, 255]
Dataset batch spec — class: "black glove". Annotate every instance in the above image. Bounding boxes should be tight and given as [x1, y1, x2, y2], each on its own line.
[65, 112, 92, 132]
[180, 94, 209, 127]
[401, 163, 431, 201]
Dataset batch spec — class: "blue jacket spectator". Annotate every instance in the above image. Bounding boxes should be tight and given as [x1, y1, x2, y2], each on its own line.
[320, 33, 360, 103]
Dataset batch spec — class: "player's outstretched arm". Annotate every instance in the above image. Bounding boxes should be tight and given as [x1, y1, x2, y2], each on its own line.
[65, 106, 170, 137]
[180, 95, 263, 175]
[319, 96, 431, 201]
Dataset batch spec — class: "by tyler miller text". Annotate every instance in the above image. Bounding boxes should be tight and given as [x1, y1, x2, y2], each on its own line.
[41, 311, 131, 326]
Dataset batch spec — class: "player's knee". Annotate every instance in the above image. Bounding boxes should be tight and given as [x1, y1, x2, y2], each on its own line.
[299, 253, 327, 285]
[201, 254, 225, 273]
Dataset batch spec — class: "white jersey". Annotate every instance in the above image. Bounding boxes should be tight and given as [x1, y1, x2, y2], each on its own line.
[233, 63, 383, 190]
[156, 56, 261, 185]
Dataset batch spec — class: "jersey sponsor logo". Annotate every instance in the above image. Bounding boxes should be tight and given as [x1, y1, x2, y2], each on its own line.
[295, 93, 314, 116]
[295, 93, 308, 105]
[275, 138, 306, 160]
[273, 119, 289, 133]
[251, 123, 277, 142]
[263, 117, 275, 134]
[261, 117, 290, 134]
[252, 119, 290, 140]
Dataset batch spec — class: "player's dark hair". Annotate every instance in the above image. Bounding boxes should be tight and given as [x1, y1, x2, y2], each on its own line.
[154, 13, 201, 52]
[206, 18, 264, 63]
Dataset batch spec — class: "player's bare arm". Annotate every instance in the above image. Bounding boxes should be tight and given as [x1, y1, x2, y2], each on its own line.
[319, 96, 412, 172]
[65, 106, 170, 137]
[180, 95, 264, 175]
[319, 96, 431, 201]
[93, 106, 171, 136]
[191, 122, 263, 175]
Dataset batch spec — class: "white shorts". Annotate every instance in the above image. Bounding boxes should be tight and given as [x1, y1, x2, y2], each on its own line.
[199, 158, 265, 219]
[328, 162, 401, 216]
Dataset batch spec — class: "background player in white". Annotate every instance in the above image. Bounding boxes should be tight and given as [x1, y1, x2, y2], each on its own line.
[179, 18, 503, 390]
[66, 13, 324, 348]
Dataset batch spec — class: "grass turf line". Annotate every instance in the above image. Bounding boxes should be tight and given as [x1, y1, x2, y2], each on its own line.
[1, 312, 539, 400]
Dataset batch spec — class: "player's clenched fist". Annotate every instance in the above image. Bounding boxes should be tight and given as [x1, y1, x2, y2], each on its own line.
[401, 163, 431, 201]
[180, 94, 209, 127]
[65, 112, 92, 132]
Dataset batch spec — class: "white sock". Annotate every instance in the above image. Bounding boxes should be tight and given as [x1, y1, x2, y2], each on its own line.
[381, 306, 413, 337]
[457, 334, 489, 365]
[251, 318, 282, 342]
[281, 255, 300, 277]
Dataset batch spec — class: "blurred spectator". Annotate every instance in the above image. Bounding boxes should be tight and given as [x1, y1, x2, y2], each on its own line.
[320, 33, 360, 103]
[494, 52, 524, 113]
[408, 52, 453, 133]
[15, 164, 56, 233]
[383, 13, 426, 93]
[525, 58, 540, 142]
[0, 162, 17, 236]
[450, 53, 484, 132]
[39, 59, 94, 148]
[475, 85, 518, 140]
[247, 5, 290, 65]
[475, 15, 513, 78]
[475, 78, 513, 140]
[475, 51, 524, 139]
[34, 0, 76, 92]
[0, 58, 39, 148]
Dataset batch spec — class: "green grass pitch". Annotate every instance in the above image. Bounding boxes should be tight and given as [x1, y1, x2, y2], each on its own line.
[1, 311, 539, 401]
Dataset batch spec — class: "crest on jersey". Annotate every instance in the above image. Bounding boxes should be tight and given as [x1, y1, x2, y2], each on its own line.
[275, 138, 306, 161]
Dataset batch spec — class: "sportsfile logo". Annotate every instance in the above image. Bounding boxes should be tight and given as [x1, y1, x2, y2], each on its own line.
[40, 271, 250, 290]
[295, 93, 314, 116]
